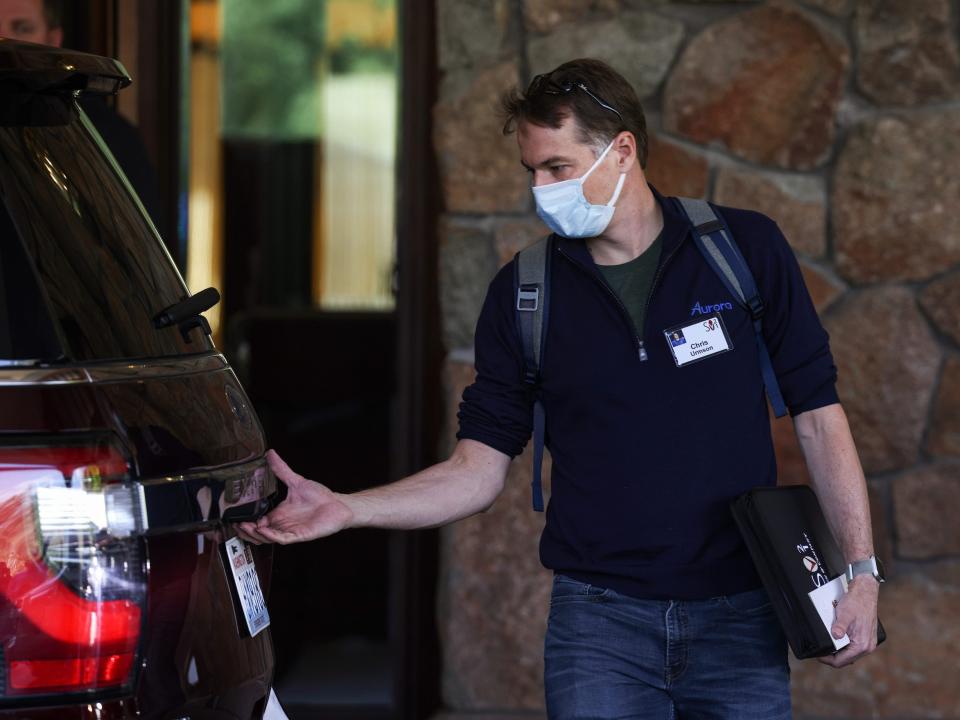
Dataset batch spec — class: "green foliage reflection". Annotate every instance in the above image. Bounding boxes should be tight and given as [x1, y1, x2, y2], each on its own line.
[221, 0, 397, 140]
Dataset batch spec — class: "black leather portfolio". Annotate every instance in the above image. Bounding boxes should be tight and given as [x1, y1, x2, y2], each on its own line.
[730, 485, 886, 659]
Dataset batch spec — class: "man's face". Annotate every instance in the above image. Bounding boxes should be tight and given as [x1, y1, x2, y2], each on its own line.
[0, 0, 62, 45]
[517, 115, 621, 205]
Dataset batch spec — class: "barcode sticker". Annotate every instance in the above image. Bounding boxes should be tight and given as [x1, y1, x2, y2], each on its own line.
[224, 536, 271, 637]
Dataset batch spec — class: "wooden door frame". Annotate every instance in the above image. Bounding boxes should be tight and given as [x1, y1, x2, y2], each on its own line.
[389, 1, 443, 718]
[130, 0, 184, 269]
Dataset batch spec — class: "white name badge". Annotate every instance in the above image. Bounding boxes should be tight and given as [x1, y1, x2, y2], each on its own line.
[663, 312, 733, 367]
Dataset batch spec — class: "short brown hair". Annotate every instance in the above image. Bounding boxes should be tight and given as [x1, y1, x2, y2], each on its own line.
[42, 0, 63, 29]
[501, 58, 649, 167]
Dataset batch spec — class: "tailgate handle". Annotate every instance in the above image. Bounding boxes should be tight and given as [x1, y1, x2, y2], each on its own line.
[139, 457, 277, 534]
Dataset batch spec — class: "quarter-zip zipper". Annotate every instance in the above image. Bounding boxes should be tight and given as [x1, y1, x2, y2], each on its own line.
[558, 238, 685, 363]
[558, 246, 645, 361]
[637, 240, 684, 362]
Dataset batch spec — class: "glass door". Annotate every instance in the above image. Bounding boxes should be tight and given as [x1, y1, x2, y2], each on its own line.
[182, 2, 421, 717]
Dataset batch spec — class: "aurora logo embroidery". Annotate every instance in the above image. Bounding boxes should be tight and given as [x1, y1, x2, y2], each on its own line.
[690, 301, 734, 316]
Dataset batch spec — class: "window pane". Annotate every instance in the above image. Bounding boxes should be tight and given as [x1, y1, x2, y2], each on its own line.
[0, 203, 61, 364]
[215, 0, 398, 311]
[0, 101, 211, 362]
[221, 0, 324, 141]
[318, 66, 397, 309]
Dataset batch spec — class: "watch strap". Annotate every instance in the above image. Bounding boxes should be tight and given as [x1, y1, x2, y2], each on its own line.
[845, 555, 884, 583]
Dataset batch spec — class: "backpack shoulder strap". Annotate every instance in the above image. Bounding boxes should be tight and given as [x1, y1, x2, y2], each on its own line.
[514, 235, 553, 511]
[675, 197, 788, 418]
[516, 236, 550, 383]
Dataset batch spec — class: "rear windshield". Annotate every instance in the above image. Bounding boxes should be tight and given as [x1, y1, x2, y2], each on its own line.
[0, 93, 212, 363]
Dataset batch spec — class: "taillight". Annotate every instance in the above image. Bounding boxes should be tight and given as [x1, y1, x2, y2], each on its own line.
[0, 437, 146, 699]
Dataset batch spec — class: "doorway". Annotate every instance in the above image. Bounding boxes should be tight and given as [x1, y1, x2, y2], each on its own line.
[57, 1, 442, 716]
[181, 1, 442, 717]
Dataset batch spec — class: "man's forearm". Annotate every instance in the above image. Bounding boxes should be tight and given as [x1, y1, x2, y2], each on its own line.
[794, 403, 881, 666]
[340, 439, 510, 531]
[794, 403, 874, 563]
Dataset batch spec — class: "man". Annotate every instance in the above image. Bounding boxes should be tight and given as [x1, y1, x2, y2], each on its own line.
[0, 0, 59, 44]
[0, 0, 164, 234]
[239, 59, 880, 719]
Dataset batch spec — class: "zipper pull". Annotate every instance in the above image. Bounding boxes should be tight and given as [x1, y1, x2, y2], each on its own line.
[638, 341, 648, 362]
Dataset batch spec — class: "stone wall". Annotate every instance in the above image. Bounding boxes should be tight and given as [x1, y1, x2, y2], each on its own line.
[433, 1, 960, 717]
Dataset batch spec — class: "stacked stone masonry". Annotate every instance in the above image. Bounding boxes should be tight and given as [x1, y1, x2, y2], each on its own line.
[433, 1, 960, 718]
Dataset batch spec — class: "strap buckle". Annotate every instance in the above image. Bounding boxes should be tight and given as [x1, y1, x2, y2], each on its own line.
[695, 219, 724, 235]
[747, 295, 765, 321]
[517, 286, 540, 312]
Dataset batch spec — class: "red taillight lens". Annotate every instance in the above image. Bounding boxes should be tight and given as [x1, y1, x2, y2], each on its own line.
[0, 440, 145, 698]
[9, 654, 135, 691]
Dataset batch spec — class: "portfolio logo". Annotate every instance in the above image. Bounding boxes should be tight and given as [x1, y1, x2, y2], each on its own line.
[796, 533, 829, 589]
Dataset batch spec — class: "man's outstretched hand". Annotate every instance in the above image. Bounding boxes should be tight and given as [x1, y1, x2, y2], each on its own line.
[235, 450, 354, 545]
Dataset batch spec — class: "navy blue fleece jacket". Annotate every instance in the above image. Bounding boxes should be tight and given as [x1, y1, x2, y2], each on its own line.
[457, 187, 839, 600]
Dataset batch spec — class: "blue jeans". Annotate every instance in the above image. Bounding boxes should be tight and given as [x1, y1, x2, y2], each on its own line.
[544, 574, 791, 720]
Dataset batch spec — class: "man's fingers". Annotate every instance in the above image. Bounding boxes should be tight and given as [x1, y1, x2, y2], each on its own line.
[235, 522, 267, 545]
[233, 515, 298, 545]
[832, 600, 855, 639]
[817, 644, 859, 668]
[823, 644, 862, 668]
[266, 449, 302, 488]
[851, 621, 878, 655]
[831, 606, 857, 639]
[254, 523, 296, 545]
[817, 628, 876, 668]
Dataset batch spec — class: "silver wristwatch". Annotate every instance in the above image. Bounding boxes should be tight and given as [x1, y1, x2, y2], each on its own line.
[845, 555, 885, 584]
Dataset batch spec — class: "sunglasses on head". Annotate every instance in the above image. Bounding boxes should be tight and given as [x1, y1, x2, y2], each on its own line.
[528, 73, 625, 124]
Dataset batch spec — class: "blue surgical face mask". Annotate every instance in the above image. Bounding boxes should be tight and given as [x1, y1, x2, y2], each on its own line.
[531, 140, 626, 239]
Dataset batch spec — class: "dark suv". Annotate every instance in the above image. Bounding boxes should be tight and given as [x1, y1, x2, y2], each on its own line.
[0, 40, 277, 717]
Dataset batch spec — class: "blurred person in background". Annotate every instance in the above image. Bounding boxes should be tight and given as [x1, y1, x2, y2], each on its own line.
[0, 0, 165, 235]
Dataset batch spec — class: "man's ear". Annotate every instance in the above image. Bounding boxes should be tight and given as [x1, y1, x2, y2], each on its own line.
[613, 131, 637, 173]
[45, 27, 63, 48]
